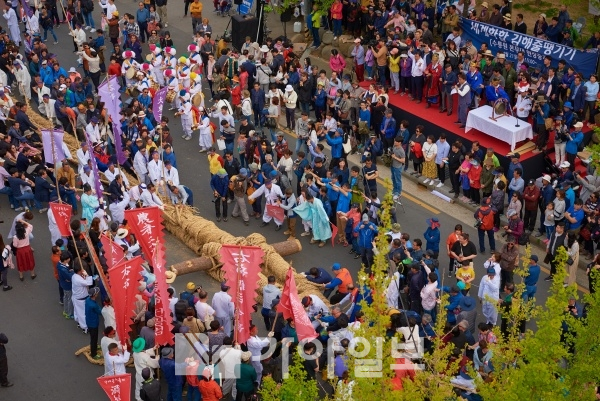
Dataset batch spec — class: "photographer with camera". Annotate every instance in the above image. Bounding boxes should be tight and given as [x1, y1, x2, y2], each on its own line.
[532, 95, 550, 151]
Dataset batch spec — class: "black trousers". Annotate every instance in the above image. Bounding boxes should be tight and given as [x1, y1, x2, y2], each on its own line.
[437, 163, 446, 183]
[501, 269, 513, 290]
[450, 171, 460, 193]
[89, 327, 99, 357]
[215, 197, 228, 218]
[523, 208, 538, 232]
[0, 352, 7, 385]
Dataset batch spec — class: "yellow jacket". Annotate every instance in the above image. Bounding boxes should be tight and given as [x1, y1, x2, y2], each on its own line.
[389, 56, 400, 73]
[208, 154, 223, 175]
[189, 1, 203, 17]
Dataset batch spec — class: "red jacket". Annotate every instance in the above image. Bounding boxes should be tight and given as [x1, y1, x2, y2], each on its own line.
[468, 165, 482, 189]
[198, 379, 223, 401]
[522, 185, 540, 211]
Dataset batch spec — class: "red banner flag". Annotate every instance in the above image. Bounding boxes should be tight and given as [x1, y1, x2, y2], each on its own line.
[266, 204, 285, 222]
[124, 206, 163, 262]
[152, 243, 174, 346]
[101, 234, 126, 270]
[278, 267, 318, 342]
[219, 245, 264, 345]
[330, 223, 338, 248]
[97, 374, 132, 401]
[108, 256, 144, 346]
[50, 202, 72, 236]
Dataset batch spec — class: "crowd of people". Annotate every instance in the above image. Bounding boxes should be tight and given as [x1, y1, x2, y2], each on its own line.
[1, 0, 600, 399]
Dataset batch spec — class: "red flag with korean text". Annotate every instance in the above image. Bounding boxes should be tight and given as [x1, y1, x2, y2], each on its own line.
[219, 245, 264, 345]
[97, 374, 132, 401]
[108, 256, 144, 346]
[101, 234, 126, 269]
[124, 206, 163, 262]
[152, 243, 174, 346]
[278, 267, 318, 342]
[266, 204, 285, 222]
[50, 202, 72, 237]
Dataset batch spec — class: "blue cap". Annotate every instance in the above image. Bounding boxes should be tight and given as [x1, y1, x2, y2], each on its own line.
[239, 168, 248, 176]
[563, 102, 573, 109]
[332, 263, 341, 271]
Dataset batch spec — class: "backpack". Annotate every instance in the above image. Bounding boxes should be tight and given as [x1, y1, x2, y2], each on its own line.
[518, 230, 529, 246]
[478, 210, 494, 231]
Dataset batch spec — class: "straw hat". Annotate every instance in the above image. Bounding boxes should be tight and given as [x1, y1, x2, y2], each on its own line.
[481, 1, 488, 7]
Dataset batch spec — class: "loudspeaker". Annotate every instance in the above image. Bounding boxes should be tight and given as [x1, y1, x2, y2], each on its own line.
[231, 15, 259, 52]
[280, 8, 293, 22]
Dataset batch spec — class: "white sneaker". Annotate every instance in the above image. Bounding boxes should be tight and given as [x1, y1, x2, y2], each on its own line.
[423, 178, 430, 184]
[436, 182, 444, 188]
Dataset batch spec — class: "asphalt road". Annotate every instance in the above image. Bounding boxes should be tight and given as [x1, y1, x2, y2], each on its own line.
[0, 2, 574, 399]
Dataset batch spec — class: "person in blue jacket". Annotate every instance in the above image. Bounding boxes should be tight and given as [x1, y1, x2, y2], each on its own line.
[159, 347, 184, 401]
[441, 285, 464, 324]
[51, 62, 68, 82]
[326, 130, 344, 168]
[544, 17, 562, 43]
[354, 213, 379, 272]
[466, 64, 483, 108]
[523, 255, 541, 300]
[565, 121, 584, 168]
[380, 108, 396, 152]
[57, 251, 74, 319]
[40, 62, 54, 87]
[314, 83, 328, 122]
[362, 135, 383, 163]
[85, 287, 103, 359]
[210, 168, 229, 221]
[423, 217, 441, 259]
[302, 266, 332, 284]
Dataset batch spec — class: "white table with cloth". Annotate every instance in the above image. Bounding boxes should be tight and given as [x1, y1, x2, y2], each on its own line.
[465, 105, 534, 151]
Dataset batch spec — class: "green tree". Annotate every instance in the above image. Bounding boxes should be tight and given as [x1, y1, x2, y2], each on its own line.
[260, 351, 320, 401]
[259, 187, 600, 400]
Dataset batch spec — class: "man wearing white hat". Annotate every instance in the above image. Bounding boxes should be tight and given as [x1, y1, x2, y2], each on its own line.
[535, 174, 555, 238]
[351, 38, 365, 82]
[283, 85, 297, 131]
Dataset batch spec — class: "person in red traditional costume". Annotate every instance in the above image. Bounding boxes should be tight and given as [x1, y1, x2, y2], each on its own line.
[424, 53, 442, 109]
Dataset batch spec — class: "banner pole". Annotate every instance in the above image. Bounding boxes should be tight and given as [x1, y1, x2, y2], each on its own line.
[83, 231, 113, 301]
[233, 246, 242, 344]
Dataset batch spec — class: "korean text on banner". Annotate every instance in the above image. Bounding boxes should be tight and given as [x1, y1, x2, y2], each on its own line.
[460, 18, 599, 77]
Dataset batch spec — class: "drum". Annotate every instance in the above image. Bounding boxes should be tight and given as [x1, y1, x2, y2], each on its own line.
[145, 54, 154, 62]
[192, 93, 203, 107]
[128, 87, 140, 98]
[166, 89, 176, 103]
[125, 67, 136, 80]
[151, 80, 160, 91]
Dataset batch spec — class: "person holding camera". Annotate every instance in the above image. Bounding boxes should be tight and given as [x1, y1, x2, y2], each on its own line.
[532, 95, 550, 151]
[474, 198, 496, 254]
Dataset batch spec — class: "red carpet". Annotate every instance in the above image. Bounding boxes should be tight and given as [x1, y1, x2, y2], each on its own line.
[379, 85, 591, 171]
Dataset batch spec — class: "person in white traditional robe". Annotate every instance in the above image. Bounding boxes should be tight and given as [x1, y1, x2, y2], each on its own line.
[25, 12, 40, 36]
[47, 205, 64, 246]
[197, 109, 212, 152]
[13, 60, 31, 99]
[386, 271, 401, 309]
[100, 327, 120, 375]
[211, 283, 234, 336]
[109, 191, 129, 224]
[478, 267, 500, 325]
[86, 118, 101, 144]
[146, 151, 163, 187]
[139, 184, 164, 209]
[104, 163, 131, 188]
[114, 228, 141, 259]
[133, 147, 149, 184]
[105, 342, 131, 376]
[72, 263, 95, 332]
[248, 180, 285, 228]
[2, 4, 20, 45]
